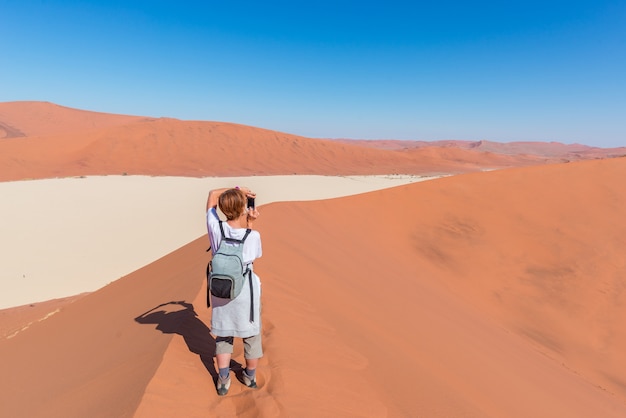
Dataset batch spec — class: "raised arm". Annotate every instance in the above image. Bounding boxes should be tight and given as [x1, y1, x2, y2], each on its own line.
[206, 187, 257, 212]
[206, 188, 230, 212]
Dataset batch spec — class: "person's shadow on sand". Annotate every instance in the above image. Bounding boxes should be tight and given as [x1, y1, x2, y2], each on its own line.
[135, 301, 220, 380]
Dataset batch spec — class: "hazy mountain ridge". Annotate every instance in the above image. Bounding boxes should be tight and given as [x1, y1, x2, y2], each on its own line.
[332, 138, 626, 159]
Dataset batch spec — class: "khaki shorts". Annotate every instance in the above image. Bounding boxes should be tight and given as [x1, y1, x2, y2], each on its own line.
[215, 334, 263, 359]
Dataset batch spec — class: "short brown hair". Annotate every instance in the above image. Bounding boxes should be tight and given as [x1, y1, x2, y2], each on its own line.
[218, 188, 247, 220]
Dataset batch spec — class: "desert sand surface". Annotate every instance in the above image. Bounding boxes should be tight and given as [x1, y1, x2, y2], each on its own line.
[1, 157, 626, 417]
[1, 100, 626, 417]
[0, 174, 438, 309]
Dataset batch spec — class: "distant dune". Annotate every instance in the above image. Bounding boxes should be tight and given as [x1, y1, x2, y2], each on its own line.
[0, 101, 148, 138]
[1, 101, 625, 417]
[3, 101, 619, 182]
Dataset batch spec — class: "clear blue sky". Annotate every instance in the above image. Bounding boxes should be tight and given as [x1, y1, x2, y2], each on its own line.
[1, 0, 625, 147]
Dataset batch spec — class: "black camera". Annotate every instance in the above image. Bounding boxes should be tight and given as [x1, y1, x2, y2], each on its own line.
[247, 196, 255, 209]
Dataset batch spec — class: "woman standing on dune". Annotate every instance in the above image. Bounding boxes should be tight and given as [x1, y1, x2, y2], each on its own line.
[206, 186, 262, 396]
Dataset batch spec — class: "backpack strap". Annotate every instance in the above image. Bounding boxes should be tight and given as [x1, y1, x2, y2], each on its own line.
[206, 260, 211, 308]
[248, 269, 254, 322]
[239, 228, 254, 322]
[219, 221, 252, 244]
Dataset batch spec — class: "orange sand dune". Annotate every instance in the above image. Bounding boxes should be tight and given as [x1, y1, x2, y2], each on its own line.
[1, 157, 625, 417]
[0, 101, 555, 182]
[0, 116, 525, 181]
[0, 101, 148, 138]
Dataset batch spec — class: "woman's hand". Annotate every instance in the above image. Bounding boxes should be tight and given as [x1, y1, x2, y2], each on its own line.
[237, 186, 256, 199]
[247, 208, 260, 219]
[247, 208, 259, 228]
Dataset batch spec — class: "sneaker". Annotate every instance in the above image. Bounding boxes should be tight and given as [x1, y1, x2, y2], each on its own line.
[242, 369, 257, 388]
[216, 374, 231, 396]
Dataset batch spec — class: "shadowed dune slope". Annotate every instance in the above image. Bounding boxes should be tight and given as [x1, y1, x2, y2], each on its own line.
[0, 238, 210, 418]
[2, 158, 625, 417]
[0, 102, 556, 181]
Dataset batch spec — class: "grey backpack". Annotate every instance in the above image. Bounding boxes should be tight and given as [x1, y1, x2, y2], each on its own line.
[207, 221, 255, 321]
